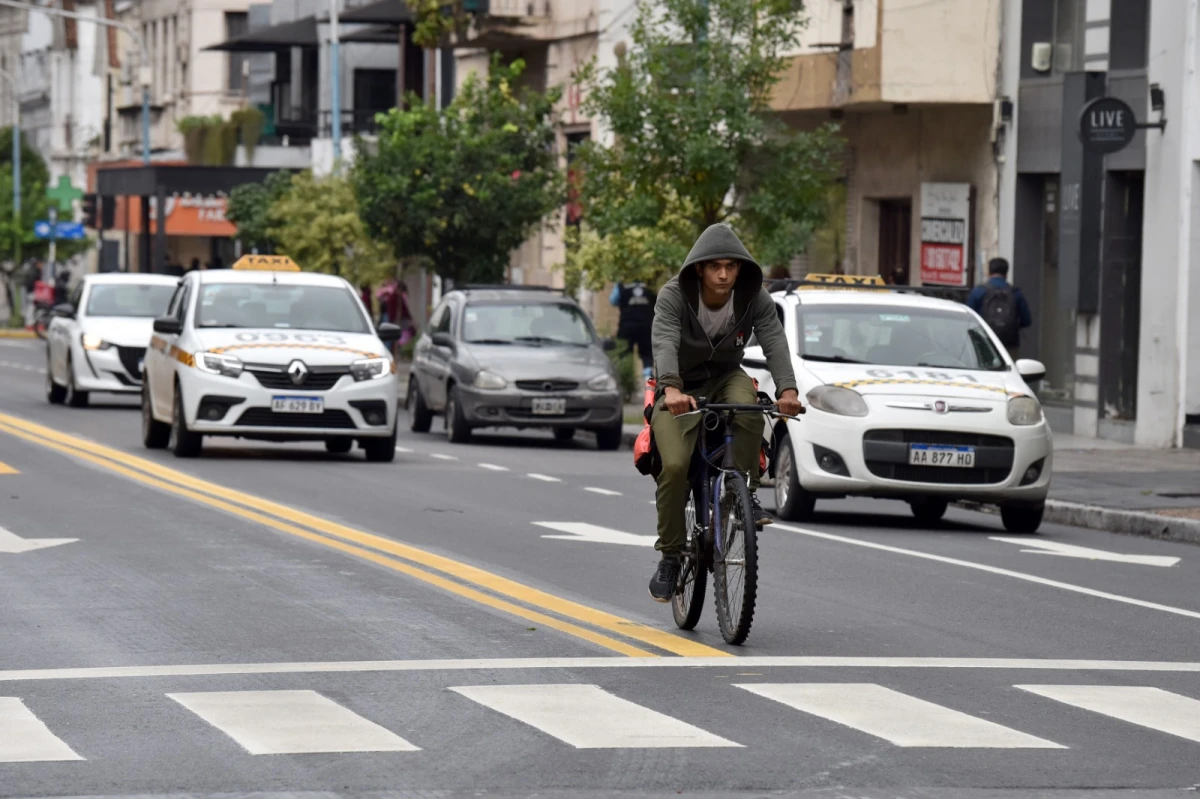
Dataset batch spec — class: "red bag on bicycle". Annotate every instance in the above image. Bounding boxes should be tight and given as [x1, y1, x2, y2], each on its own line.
[633, 378, 660, 477]
[33, 280, 52, 305]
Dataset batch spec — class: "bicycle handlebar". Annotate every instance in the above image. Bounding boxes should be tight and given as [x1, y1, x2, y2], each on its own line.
[676, 398, 804, 421]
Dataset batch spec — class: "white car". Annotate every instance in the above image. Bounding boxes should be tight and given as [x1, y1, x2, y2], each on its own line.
[45, 273, 179, 407]
[743, 277, 1052, 533]
[141, 255, 401, 461]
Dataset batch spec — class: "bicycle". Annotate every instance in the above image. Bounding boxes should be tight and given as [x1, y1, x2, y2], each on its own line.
[671, 395, 801, 645]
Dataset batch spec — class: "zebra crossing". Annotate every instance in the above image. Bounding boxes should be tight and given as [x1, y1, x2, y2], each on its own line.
[2, 679, 1199, 762]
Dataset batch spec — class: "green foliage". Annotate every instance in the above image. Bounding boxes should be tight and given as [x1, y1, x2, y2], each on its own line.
[226, 170, 293, 253]
[571, 0, 843, 286]
[0, 128, 87, 262]
[606, 338, 638, 403]
[563, 193, 697, 292]
[178, 115, 238, 166]
[353, 57, 565, 285]
[232, 107, 266, 163]
[268, 170, 396, 288]
[409, 0, 477, 50]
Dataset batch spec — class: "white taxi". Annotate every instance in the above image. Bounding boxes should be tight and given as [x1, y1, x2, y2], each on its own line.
[744, 275, 1052, 533]
[141, 255, 401, 460]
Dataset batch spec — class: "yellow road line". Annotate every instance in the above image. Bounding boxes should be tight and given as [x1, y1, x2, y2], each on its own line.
[0, 413, 730, 658]
[0, 461, 17, 474]
[0, 329, 35, 339]
[0, 421, 654, 658]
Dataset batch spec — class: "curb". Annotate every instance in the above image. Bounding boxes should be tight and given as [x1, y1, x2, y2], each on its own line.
[957, 499, 1200, 546]
[0, 329, 35, 339]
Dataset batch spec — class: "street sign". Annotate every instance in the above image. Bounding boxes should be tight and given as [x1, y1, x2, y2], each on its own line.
[33, 221, 87, 240]
[46, 175, 84, 213]
[1078, 96, 1138, 155]
[33, 220, 52, 238]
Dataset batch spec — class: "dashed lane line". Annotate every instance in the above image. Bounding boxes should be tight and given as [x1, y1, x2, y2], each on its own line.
[584, 487, 622, 497]
[527, 473, 562, 483]
[429, 453, 458, 461]
[479, 463, 509, 472]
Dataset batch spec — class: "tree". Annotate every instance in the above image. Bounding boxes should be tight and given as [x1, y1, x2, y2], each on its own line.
[0, 128, 88, 264]
[226, 170, 292, 253]
[353, 57, 565, 285]
[267, 171, 396, 288]
[570, 0, 842, 286]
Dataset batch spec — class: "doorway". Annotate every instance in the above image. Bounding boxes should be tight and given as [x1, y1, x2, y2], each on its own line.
[1038, 175, 1076, 406]
[1098, 170, 1144, 420]
[878, 199, 912, 285]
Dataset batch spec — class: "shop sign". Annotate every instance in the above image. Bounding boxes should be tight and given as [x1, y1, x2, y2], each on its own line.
[919, 183, 971, 287]
[1078, 96, 1137, 155]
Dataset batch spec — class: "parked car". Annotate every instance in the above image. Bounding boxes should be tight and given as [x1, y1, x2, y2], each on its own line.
[407, 285, 625, 449]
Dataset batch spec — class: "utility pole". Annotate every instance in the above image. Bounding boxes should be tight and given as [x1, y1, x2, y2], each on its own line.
[330, 0, 341, 170]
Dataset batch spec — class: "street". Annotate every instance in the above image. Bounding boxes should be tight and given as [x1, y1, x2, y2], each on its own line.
[1, 338, 1199, 798]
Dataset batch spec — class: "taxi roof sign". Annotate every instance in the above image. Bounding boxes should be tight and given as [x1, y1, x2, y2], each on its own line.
[796, 273, 885, 290]
[232, 254, 301, 272]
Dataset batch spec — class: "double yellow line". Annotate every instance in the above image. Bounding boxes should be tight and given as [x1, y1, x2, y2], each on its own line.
[0, 412, 729, 659]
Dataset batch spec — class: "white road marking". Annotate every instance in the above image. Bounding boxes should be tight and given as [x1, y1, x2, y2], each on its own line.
[429, 453, 458, 461]
[737, 683, 1062, 749]
[4, 657, 1200, 683]
[526, 473, 562, 483]
[990, 537, 1180, 567]
[1017, 685, 1200, 744]
[450, 684, 739, 749]
[774, 523, 1200, 621]
[0, 525, 78, 554]
[168, 690, 419, 755]
[394, 447, 413, 453]
[479, 463, 509, 471]
[534, 522, 655, 547]
[0, 697, 84, 762]
[584, 487, 622, 496]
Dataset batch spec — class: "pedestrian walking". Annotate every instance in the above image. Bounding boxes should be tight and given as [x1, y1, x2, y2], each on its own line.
[968, 257, 1032, 360]
[766, 264, 790, 292]
[609, 280, 656, 380]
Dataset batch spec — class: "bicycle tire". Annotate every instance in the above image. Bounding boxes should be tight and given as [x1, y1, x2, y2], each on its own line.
[33, 314, 50, 340]
[713, 472, 758, 645]
[672, 484, 708, 630]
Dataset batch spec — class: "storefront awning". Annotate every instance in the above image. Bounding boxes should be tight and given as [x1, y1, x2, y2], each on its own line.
[338, 0, 414, 25]
[340, 24, 404, 44]
[96, 165, 287, 198]
[204, 16, 319, 52]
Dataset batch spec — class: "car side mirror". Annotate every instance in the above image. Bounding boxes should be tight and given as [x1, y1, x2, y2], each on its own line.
[377, 322, 402, 345]
[153, 316, 182, 335]
[431, 332, 455, 350]
[601, 338, 618, 352]
[52, 303, 75, 319]
[1015, 358, 1046, 383]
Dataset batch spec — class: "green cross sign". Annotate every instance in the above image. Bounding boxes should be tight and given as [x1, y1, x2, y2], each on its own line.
[46, 176, 84, 213]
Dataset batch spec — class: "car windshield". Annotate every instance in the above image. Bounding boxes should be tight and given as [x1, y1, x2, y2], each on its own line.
[797, 303, 1007, 371]
[463, 302, 594, 346]
[196, 283, 371, 333]
[85, 283, 175, 318]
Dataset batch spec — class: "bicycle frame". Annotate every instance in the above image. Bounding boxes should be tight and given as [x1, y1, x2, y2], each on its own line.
[691, 409, 748, 560]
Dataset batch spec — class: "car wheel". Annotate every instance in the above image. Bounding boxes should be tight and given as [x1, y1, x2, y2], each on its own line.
[593, 423, 622, 451]
[142, 385, 170, 449]
[169, 385, 203, 458]
[407, 380, 433, 433]
[445, 385, 472, 444]
[553, 427, 576, 443]
[325, 438, 353, 455]
[909, 498, 949, 525]
[65, 357, 89, 408]
[1001, 502, 1045, 534]
[363, 425, 398, 462]
[773, 434, 816, 521]
[45, 356, 66, 404]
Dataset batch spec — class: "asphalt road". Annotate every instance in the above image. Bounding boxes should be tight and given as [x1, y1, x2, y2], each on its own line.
[1, 338, 1199, 799]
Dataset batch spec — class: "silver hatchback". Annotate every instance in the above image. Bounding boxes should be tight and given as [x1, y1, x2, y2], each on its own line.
[406, 286, 625, 449]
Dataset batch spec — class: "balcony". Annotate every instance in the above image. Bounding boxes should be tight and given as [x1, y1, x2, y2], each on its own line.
[318, 109, 386, 139]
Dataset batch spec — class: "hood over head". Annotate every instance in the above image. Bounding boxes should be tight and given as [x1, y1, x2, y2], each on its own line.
[678, 223, 763, 299]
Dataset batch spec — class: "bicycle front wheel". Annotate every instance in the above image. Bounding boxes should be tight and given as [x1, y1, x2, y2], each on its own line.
[713, 473, 758, 645]
[672, 484, 708, 630]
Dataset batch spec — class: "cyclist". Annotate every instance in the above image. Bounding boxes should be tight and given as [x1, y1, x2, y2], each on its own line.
[648, 223, 802, 602]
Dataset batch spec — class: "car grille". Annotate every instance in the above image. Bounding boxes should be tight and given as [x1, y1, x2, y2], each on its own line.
[245, 366, 348, 391]
[234, 408, 356, 429]
[515, 379, 579, 392]
[116, 346, 145, 378]
[507, 408, 589, 421]
[863, 429, 1014, 485]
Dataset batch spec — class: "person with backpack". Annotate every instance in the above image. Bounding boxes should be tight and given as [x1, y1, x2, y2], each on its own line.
[968, 258, 1032, 360]
[609, 280, 657, 381]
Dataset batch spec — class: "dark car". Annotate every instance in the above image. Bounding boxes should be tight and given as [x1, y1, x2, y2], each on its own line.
[406, 286, 625, 449]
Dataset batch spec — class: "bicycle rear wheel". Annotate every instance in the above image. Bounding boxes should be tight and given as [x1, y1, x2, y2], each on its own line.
[713, 472, 758, 645]
[672, 484, 708, 630]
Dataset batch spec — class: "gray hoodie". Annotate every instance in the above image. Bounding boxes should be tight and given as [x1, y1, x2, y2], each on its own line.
[651, 224, 797, 396]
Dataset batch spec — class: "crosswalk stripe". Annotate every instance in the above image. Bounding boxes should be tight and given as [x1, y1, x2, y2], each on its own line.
[736, 683, 1064, 749]
[1017, 685, 1200, 743]
[167, 690, 419, 755]
[430, 453, 458, 461]
[450, 684, 741, 749]
[0, 697, 84, 762]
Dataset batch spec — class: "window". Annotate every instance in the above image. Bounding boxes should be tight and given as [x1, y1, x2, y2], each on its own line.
[429, 302, 452, 334]
[462, 302, 595, 346]
[85, 283, 176, 318]
[195, 283, 371, 334]
[174, 283, 192, 323]
[225, 12, 249, 93]
[1053, 0, 1084, 73]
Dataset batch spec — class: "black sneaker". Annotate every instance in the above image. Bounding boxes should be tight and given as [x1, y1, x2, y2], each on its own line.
[648, 557, 682, 603]
[750, 493, 774, 527]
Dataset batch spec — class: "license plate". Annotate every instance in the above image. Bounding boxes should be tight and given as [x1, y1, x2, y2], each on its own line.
[531, 398, 566, 415]
[909, 444, 975, 468]
[271, 396, 324, 414]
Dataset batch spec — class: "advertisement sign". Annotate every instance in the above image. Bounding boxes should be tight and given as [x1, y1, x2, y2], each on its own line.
[1078, 96, 1138, 155]
[919, 183, 971, 287]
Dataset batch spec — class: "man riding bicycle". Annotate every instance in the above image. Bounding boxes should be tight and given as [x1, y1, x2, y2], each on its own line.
[648, 223, 802, 602]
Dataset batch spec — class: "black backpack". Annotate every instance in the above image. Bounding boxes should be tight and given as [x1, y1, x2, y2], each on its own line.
[981, 284, 1019, 345]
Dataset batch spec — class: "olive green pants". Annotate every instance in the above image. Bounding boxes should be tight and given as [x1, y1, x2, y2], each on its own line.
[651, 369, 764, 556]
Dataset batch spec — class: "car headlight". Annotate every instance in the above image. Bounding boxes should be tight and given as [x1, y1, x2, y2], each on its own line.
[806, 385, 869, 417]
[350, 357, 391, 382]
[473, 370, 508, 390]
[81, 333, 112, 351]
[194, 351, 244, 378]
[587, 373, 617, 392]
[1007, 396, 1043, 425]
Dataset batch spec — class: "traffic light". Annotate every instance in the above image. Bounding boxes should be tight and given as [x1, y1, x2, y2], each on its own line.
[81, 193, 97, 229]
